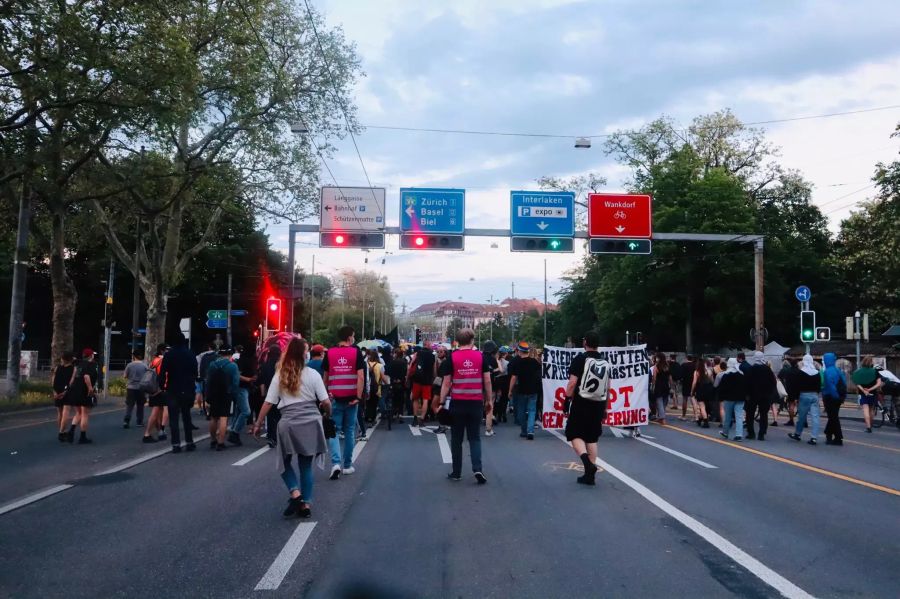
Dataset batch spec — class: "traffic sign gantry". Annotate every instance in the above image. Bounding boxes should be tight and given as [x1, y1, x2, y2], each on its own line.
[510, 190, 575, 237]
[400, 188, 465, 234]
[588, 193, 652, 238]
[320, 186, 385, 231]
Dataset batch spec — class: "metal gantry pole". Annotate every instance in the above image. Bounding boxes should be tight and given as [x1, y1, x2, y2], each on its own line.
[855, 310, 861, 368]
[102, 259, 115, 400]
[310, 255, 315, 340]
[288, 228, 296, 333]
[132, 218, 142, 358]
[543, 259, 548, 347]
[226, 273, 233, 347]
[753, 238, 765, 352]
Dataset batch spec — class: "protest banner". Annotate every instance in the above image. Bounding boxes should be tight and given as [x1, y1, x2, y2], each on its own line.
[541, 345, 650, 429]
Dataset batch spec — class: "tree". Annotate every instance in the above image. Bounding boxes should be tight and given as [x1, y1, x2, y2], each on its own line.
[89, 0, 362, 355]
[445, 317, 464, 341]
[536, 171, 607, 224]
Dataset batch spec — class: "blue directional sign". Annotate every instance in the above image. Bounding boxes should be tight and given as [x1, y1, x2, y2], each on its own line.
[400, 188, 465, 234]
[206, 319, 228, 329]
[510, 190, 575, 237]
[230, 310, 248, 316]
[795, 285, 811, 302]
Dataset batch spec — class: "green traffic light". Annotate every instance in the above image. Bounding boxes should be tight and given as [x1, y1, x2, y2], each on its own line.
[628, 242, 638, 251]
[802, 329, 814, 340]
[550, 239, 560, 249]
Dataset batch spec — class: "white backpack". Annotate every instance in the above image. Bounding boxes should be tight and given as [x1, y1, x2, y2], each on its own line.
[578, 357, 611, 401]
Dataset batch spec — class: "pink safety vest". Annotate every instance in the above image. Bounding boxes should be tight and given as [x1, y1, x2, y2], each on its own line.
[450, 349, 484, 401]
[327, 346, 359, 399]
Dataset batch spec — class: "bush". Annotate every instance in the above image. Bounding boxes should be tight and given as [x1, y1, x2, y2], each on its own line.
[107, 378, 127, 396]
[0, 391, 55, 412]
[20, 380, 53, 394]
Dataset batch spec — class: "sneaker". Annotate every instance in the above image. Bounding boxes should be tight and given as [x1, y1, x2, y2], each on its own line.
[143, 436, 158, 444]
[631, 429, 642, 438]
[474, 472, 487, 485]
[788, 433, 801, 441]
[770, 421, 779, 427]
[527, 433, 534, 440]
[786, 419, 794, 426]
[413, 416, 419, 427]
[701, 421, 710, 429]
[266, 438, 277, 449]
[123, 422, 130, 429]
[137, 422, 144, 427]
[191, 423, 199, 430]
[227, 431, 242, 446]
[826, 440, 843, 446]
[158, 432, 168, 441]
[757, 434, 765, 441]
[719, 431, 728, 439]
[283, 497, 302, 518]
[216, 443, 226, 451]
[485, 430, 495, 437]
[185, 443, 196, 452]
[171, 445, 182, 453]
[77, 436, 93, 444]
[807, 438, 817, 446]
[330, 465, 342, 480]
[57, 432, 66, 443]
[435, 426, 447, 434]
[342, 466, 356, 475]
[746, 433, 756, 440]
[733, 436, 742, 442]
[865, 428, 872, 433]
[520, 433, 528, 438]
[447, 472, 462, 481]
[297, 504, 312, 518]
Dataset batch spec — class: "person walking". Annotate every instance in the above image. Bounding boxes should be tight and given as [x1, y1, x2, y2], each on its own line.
[650, 353, 673, 425]
[365, 349, 385, 424]
[53, 351, 76, 441]
[494, 348, 510, 423]
[407, 343, 436, 427]
[745, 351, 777, 441]
[788, 355, 822, 445]
[251, 337, 330, 519]
[438, 328, 492, 484]
[322, 326, 365, 479]
[690, 359, 714, 428]
[227, 344, 255, 446]
[482, 340, 500, 436]
[123, 352, 148, 429]
[822, 352, 847, 445]
[59, 349, 99, 444]
[144, 344, 169, 442]
[508, 342, 542, 440]
[258, 345, 282, 448]
[852, 356, 883, 434]
[563, 331, 610, 486]
[680, 355, 696, 421]
[206, 346, 239, 450]
[779, 358, 798, 426]
[716, 358, 748, 441]
[159, 333, 198, 453]
[387, 347, 409, 424]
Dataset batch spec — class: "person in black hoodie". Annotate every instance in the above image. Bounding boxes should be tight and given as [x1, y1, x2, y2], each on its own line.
[746, 351, 777, 441]
[159, 333, 198, 453]
[716, 358, 748, 441]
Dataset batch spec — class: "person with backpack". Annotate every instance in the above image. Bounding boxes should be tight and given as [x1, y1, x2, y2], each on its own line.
[821, 352, 847, 445]
[142, 344, 169, 443]
[852, 356, 883, 433]
[322, 326, 365, 479]
[788, 354, 822, 444]
[123, 352, 149, 429]
[59, 348, 99, 444]
[563, 331, 610, 486]
[507, 342, 542, 440]
[365, 349, 385, 423]
[438, 328, 492, 484]
[407, 344, 436, 428]
[386, 347, 408, 424]
[159, 333, 198, 453]
[206, 346, 239, 450]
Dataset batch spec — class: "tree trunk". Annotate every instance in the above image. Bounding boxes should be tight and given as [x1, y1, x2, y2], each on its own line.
[685, 292, 694, 355]
[49, 210, 76, 371]
[143, 282, 167, 361]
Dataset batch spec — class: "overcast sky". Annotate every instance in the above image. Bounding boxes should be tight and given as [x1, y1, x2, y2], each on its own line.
[270, 0, 900, 312]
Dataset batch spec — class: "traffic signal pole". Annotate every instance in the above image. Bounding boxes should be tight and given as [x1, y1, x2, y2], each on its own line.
[754, 239, 765, 352]
[226, 273, 233, 347]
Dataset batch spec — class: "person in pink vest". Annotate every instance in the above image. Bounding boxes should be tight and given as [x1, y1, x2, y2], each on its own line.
[322, 326, 365, 479]
[437, 328, 493, 484]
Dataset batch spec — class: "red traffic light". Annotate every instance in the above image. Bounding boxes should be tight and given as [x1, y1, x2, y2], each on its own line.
[414, 236, 425, 247]
[334, 234, 345, 245]
[265, 297, 283, 332]
[269, 301, 279, 312]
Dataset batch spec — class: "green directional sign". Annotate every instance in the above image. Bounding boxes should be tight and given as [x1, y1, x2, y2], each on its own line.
[207, 309, 227, 320]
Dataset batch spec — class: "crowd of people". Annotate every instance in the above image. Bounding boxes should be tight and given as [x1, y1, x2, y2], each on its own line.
[48, 327, 898, 518]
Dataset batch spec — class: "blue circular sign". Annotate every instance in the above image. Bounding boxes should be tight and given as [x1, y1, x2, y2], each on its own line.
[795, 285, 811, 302]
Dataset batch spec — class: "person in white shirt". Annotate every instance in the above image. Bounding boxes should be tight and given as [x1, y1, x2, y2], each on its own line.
[251, 338, 331, 519]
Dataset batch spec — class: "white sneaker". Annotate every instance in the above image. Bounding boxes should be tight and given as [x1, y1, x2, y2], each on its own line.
[342, 466, 356, 475]
[330, 465, 342, 480]
[485, 430, 495, 437]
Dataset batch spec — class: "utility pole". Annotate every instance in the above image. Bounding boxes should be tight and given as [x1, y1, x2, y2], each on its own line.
[854, 310, 861, 368]
[341, 280, 346, 326]
[543, 259, 548, 347]
[226, 273, 233, 347]
[310, 255, 315, 341]
[361, 282, 367, 340]
[753, 239, 765, 352]
[102, 259, 116, 400]
[489, 294, 494, 340]
[131, 218, 142, 358]
[372, 301, 377, 337]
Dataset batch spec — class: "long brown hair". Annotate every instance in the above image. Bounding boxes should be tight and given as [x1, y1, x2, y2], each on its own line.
[279, 338, 308, 396]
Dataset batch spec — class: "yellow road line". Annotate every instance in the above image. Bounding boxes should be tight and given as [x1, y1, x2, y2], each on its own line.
[654, 422, 900, 498]
[0, 407, 121, 432]
[842, 438, 900, 454]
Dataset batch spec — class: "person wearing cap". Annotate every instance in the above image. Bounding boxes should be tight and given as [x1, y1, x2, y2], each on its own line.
[308, 345, 325, 375]
[206, 346, 240, 450]
[59, 348, 99, 444]
[159, 333, 198, 452]
[508, 342, 542, 440]
[143, 343, 170, 443]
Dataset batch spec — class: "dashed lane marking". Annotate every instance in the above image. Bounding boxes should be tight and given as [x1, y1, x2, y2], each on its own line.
[254, 522, 317, 591]
[634, 436, 717, 469]
[0, 484, 74, 516]
[436, 433, 452, 464]
[233, 446, 271, 466]
[408, 424, 422, 436]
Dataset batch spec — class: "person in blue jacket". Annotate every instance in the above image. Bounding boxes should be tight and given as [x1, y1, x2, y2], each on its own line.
[821, 353, 847, 446]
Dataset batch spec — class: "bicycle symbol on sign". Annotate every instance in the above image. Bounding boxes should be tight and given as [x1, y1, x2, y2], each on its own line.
[613, 211, 627, 219]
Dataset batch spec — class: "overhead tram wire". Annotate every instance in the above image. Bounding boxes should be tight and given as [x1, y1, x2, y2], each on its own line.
[363, 103, 900, 140]
[301, 0, 385, 225]
[233, 0, 370, 234]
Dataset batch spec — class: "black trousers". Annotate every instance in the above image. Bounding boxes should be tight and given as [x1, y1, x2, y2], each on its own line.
[125, 389, 145, 424]
[745, 396, 772, 437]
[823, 396, 843, 441]
[266, 405, 281, 443]
[166, 391, 195, 446]
[450, 401, 483, 475]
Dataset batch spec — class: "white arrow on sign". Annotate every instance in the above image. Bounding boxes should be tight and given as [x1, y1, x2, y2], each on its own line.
[536, 221, 549, 230]
[405, 206, 416, 219]
[615, 225, 625, 233]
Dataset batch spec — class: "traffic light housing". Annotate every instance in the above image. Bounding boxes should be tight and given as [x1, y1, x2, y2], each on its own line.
[266, 297, 283, 332]
[415, 327, 422, 344]
[589, 238, 652, 255]
[510, 237, 574, 253]
[320, 232, 385, 249]
[399, 234, 464, 251]
[816, 326, 831, 341]
[800, 310, 816, 342]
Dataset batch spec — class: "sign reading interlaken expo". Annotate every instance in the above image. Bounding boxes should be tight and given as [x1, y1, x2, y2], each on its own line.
[588, 193, 652, 238]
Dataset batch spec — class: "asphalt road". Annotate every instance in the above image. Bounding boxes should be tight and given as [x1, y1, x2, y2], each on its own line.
[1, 401, 898, 599]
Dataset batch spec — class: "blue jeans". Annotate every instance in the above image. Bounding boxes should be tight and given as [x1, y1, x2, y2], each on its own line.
[229, 387, 250, 434]
[514, 394, 537, 435]
[280, 454, 314, 503]
[796, 392, 821, 439]
[328, 401, 358, 469]
[722, 400, 745, 439]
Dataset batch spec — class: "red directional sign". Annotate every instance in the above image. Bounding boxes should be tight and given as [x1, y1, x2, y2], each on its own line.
[588, 193, 652, 238]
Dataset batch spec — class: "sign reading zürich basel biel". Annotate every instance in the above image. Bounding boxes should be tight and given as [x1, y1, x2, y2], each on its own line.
[320, 186, 386, 231]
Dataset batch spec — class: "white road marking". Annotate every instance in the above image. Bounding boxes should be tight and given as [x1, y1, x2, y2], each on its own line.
[233, 446, 270, 466]
[0, 484, 74, 516]
[93, 434, 211, 476]
[419, 426, 436, 434]
[408, 424, 422, 436]
[546, 428, 813, 599]
[436, 433, 452, 464]
[609, 427, 625, 438]
[352, 415, 380, 463]
[254, 521, 317, 591]
[635, 437, 717, 469]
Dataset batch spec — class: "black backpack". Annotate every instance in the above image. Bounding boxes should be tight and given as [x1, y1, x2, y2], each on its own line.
[207, 362, 229, 400]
